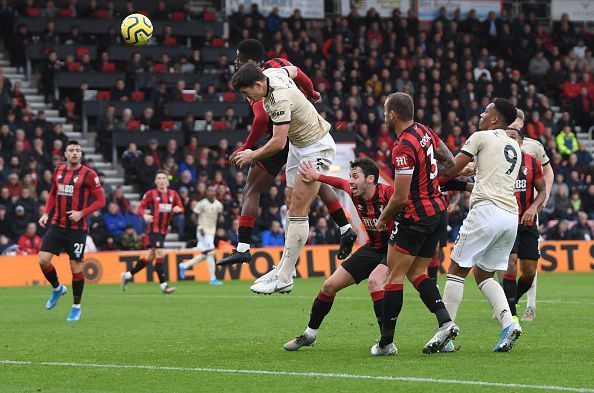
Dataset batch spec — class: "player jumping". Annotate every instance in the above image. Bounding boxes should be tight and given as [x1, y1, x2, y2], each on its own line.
[217, 39, 356, 273]
[283, 158, 390, 350]
[441, 98, 523, 352]
[38, 140, 106, 321]
[179, 186, 223, 285]
[372, 93, 458, 356]
[121, 171, 183, 293]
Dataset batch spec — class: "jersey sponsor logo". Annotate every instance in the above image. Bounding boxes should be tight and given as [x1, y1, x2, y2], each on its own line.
[522, 167, 529, 176]
[57, 183, 75, 196]
[159, 203, 173, 212]
[361, 216, 380, 231]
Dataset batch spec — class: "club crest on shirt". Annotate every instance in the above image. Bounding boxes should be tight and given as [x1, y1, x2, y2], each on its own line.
[522, 167, 529, 176]
[73, 176, 79, 184]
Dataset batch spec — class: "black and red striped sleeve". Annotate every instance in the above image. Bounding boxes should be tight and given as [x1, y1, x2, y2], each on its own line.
[81, 169, 105, 217]
[243, 100, 270, 149]
[318, 174, 352, 196]
[44, 166, 59, 215]
[137, 190, 151, 216]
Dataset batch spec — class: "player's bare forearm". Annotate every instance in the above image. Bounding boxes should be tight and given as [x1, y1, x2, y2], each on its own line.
[435, 140, 455, 176]
[442, 152, 472, 178]
[251, 123, 288, 162]
[380, 193, 405, 223]
[533, 177, 547, 210]
[543, 164, 554, 198]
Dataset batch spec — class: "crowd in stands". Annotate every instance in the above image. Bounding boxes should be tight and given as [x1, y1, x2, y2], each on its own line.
[0, 1, 593, 254]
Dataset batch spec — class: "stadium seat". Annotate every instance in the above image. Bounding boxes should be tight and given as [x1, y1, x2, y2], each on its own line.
[164, 36, 178, 47]
[161, 121, 175, 131]
[102, 63, 116, 73]
[138, 10, 150, 16]
[26, 8, 41, 17]
[59, 8, 72, 17]
[203, 10, 216, 22]
[212, 38, 225, 48]
[181, 90, 196, 102]
[95, 9, 109, 19]
[127, 120, 141, 130]
[97, 91, 111, 101]
[67, 62, 82, 72]
[131, 91, 145, 101]
[171, 12, 186, 21]
[223, 92, 237, 102]
[335, 121, 348, 130]
[213, 121, 226, 131]
[75, 47, 90, 58]
[153, 63, 167, 73]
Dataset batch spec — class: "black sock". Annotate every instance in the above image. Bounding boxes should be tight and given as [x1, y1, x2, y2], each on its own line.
[154, 259, 167, 284]
[238, 216, 255, 246]
[414, 275, 451, 327]
[502, 274, 518, 316]
[428, 266, 438, 283]
[72, 272, 84, 305]
[327, 200, 349, 228]
[42, 264, 60, 288]
[380, 284, 403, 348]
[130, 259, 147, 275]
[516, 275, 534, 303]
[308, 292, 335, 329]
[371, 290, 384, 334]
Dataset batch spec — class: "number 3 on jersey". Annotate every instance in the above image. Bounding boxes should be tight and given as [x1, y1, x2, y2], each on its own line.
[427, 145, 438, 179]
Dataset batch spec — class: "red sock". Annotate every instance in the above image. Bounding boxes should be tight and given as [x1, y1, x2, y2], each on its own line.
[238, 215, 256, 245]
[41, 264, 60, 288]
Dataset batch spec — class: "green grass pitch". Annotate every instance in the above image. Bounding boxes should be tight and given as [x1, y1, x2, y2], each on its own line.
[1, 273, 593, 392]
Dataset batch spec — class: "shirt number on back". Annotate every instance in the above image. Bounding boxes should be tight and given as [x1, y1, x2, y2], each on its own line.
[504, 144, 518, 175]
[427, 145, 438, 179]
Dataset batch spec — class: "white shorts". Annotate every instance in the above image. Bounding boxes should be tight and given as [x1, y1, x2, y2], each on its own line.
[451, 201, 518, 272]
[285, 132, 336, 188]
[196, 232, 215, 252]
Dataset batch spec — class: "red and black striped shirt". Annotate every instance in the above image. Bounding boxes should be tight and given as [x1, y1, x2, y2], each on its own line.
[44, 164, 105, 231]
[318, 174, 394, 250]
[138, 188, 183, 235]
[515, 152, 544, 223]
[391, 122, 448, 221]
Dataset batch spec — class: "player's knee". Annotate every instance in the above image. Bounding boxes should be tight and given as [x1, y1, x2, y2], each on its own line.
[321, 280, 338, 297]
[368, 276, 383, 293]
[38, 253, 51, 268]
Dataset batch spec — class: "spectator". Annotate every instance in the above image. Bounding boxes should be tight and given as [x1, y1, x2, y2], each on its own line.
[309, 217, 339, 245]
[179, 154, 197, 181]
[104, 202, 127, 237]
[0, 204, 10, 237]
[10, 205, 28, 241]
[88, 210, 108, 249]
[546, 219, 572, 240]
[119, 225, 142, 250]
[97, 104, 116, 158]
[571, 86, 594, 130]
[139, 107, 156, 131]
[260, 220, 284, 246]
[137, 155, 158, 192]
[110, 79, 130, 101]
[121, 142, 143, 183]
[570, 211, 593, 240]
[17, 222, 41, 254]
[6, 173, 22, 197]
[556, 126, 579, 158]
[125, 202, 145, 235]
[582, 184, 594, 218]
[110, 186, 130, 214]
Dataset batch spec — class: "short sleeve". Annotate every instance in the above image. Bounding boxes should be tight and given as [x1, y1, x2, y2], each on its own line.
[537, 145, 550, 166]
[85, 169, 102, 191]
[217, 202, 223, 214]
[268, 99, 291, 125]
[461, 132, 483, 157]
[193, 202, 202, 215]
[392, 142, 416, 176]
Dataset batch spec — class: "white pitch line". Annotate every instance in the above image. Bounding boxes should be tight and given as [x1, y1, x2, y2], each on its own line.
[1, 359, 593, 392]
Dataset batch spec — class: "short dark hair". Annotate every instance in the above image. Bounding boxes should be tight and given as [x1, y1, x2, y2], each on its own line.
[493, 98, 517, 127]
[66, 139, 80, 147]
[231, 63, 266, 91]
[351, 157, 379, 184]
[155, 170, 169, 178]
[386, 92, 414, 121]
[236, 39, 266, 63]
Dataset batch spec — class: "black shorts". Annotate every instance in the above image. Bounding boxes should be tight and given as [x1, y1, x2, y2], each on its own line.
[438, 210, 448, 248]
[340, 245, 387, 284]
[389, 211, 445, 258]
[40, 225, 88, 262]
[510, 224, 540, 261]
[253, 138, 289, 177]
[147, 232, 166, 249]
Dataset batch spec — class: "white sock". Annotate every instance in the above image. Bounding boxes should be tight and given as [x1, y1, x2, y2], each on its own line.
[182, 254, 206, 269]
[304, 327, 317, 338]
[277, 217, 309, 284]
[443, 274, 465, 322]
[526, 271, 537, 308]
[160, 282, 168, 290]
[339, 224, 352, 235]
[206, 253, 216, 281]
[479, 278, 514, 329]
[72, 304, 81, 309]
[123, 271, 132, 280]
[237, 242, 250, 253]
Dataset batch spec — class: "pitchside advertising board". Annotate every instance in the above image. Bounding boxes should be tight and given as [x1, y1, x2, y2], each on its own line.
[225, 0, 325, 18]
[551, 0, 594, 21]
[1, 242, 593, 287]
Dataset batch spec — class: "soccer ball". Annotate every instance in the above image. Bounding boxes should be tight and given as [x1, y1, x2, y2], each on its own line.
[121, 14, 153, 46]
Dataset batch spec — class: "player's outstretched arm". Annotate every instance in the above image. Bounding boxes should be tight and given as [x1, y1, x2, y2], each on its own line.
[282, 66, 319, 102]
[235, 123, 288, 167]
[442, 151, 472, 178]
[435, 140, 455, 176]
[298, 160, 351, 194]
[233, 100, 269, 159]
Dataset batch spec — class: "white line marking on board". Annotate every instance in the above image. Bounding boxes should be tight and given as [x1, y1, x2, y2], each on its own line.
[1, 360, 593, 392]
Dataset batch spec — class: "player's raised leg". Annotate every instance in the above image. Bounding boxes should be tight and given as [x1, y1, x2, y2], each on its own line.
[39, 250, 67, 310]
[317, 184, 357, 259]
